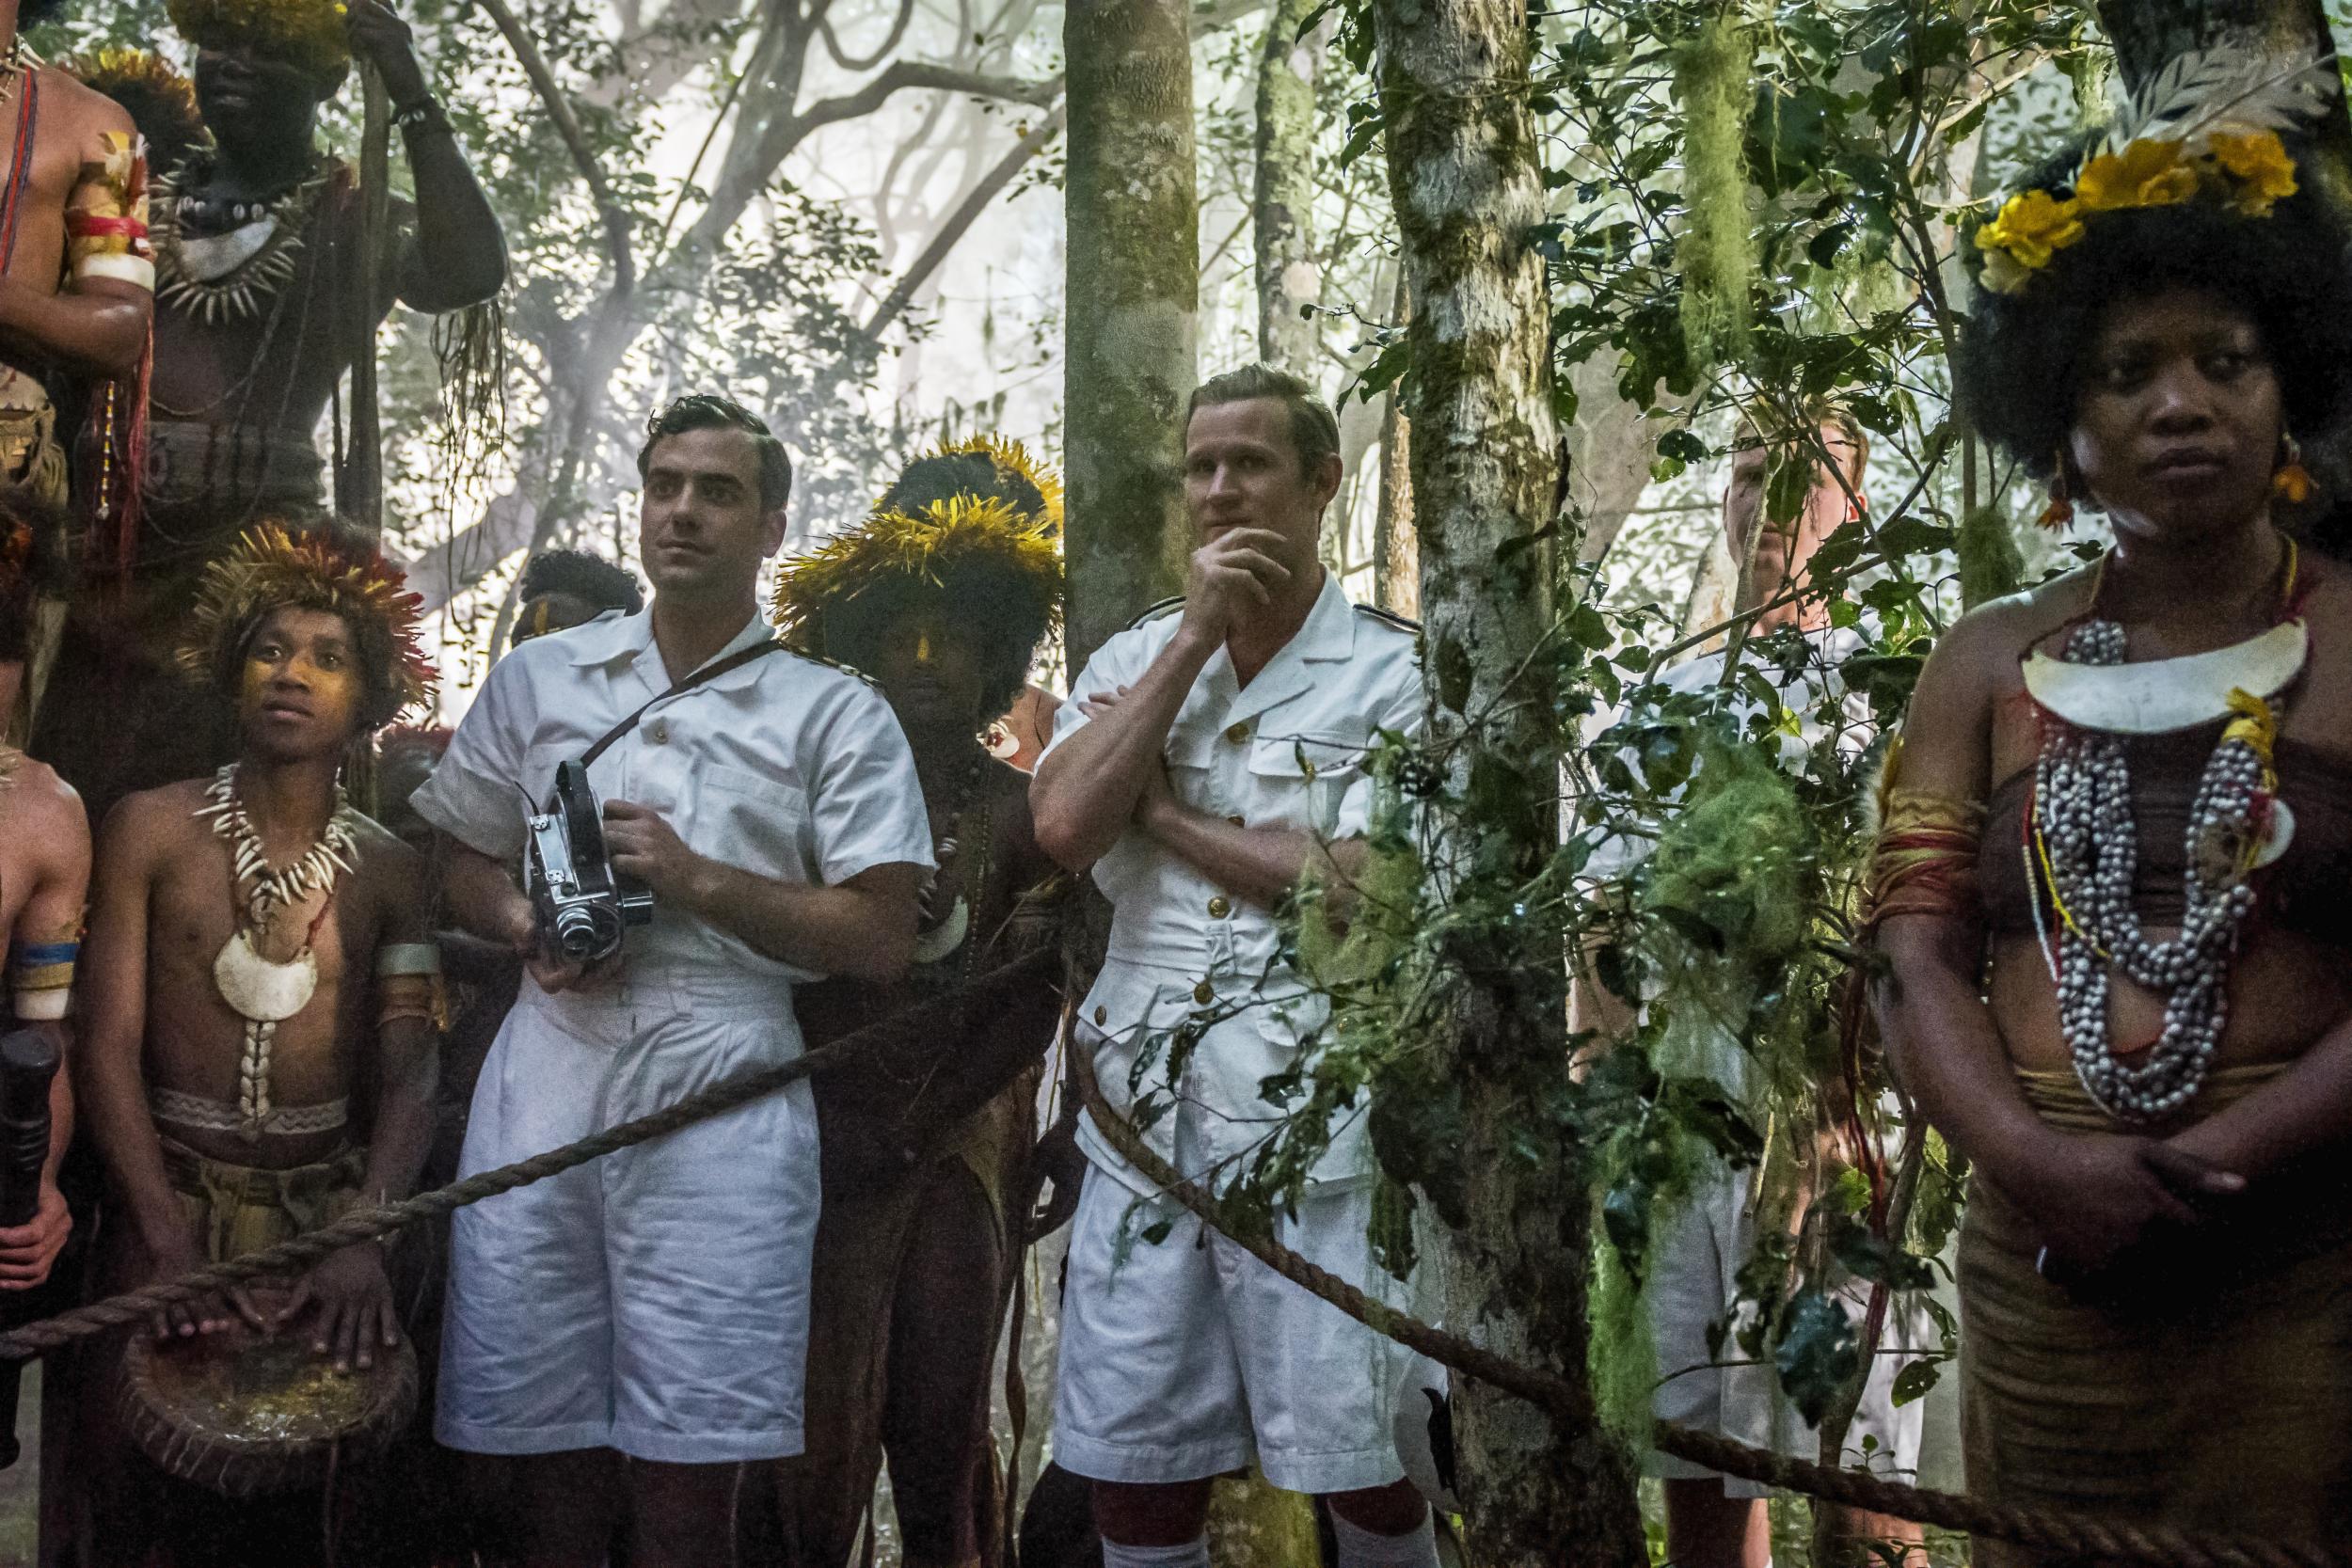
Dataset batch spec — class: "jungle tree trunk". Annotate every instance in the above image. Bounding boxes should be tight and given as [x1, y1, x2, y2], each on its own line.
[1253, 0, 1322, 379]
[1369, 0, 1645, 1556]
[1373, 388, 1417, 615]
[1064, 0, 1200, 667]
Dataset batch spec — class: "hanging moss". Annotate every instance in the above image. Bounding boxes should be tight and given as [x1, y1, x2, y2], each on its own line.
[1589, 1231, 1660, 1450]
[1675, 12, 1757, 362]
[1640, 741, 1814, 973]
[1957, 502, 2026, 609]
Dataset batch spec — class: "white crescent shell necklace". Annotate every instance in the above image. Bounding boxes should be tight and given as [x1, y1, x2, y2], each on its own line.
[195, 765, 363, 1142]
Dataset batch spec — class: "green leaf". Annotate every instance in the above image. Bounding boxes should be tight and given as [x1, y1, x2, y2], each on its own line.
[1773, 1291, 1860, 1426]
[1891, 1356, 1943, 1408]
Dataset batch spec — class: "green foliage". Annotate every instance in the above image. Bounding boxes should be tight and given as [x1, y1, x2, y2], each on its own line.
[1589, 1230, 1660, 1449]
[1639, 740, 1813, 972]
[1957, 502, 2027, 609]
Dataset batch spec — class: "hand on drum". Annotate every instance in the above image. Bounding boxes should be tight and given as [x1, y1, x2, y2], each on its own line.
[143, 1233, 256, 1342]
[0, 1181, 72, 1291]
[275, 1244, 402, 1370]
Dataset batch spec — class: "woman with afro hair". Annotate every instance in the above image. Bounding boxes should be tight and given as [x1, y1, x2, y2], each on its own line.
[1869, 67, 2352, 1561]
[762, 437, 1072, 1568]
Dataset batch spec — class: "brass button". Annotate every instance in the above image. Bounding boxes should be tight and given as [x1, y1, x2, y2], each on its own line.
[1225, 815, 1246, 827]
[1224, 721, 1250, 743]
[1193, 978, 1214, 1005]
[1092, 1005, 1106, 1026]
[1207, 895, 1232, 919]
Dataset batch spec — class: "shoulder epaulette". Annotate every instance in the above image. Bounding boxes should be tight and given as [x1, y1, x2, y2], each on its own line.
[776, 640, 883, 689]
[1126, 595, 1186, 629]
[1354, 603, 1421, 634]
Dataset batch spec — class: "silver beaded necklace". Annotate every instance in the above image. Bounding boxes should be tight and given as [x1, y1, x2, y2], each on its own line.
[2028, 545, 2297, 1122]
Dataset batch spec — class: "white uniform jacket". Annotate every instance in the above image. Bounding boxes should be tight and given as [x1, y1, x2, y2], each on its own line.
[411, 608, 934, 984]
[1045, 574, 1423, 1193]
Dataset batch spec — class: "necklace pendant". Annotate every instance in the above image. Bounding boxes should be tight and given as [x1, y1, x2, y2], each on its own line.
[213, 930, 318, 1023]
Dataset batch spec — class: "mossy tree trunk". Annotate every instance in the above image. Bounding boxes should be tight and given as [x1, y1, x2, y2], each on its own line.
[1064, 0, 1200, 668]
[1369, 0, 1645, 1558]
[1253, 0, 1323, 379]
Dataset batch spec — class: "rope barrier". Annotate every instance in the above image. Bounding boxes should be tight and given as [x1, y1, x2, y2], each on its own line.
[1069, 1054, 2349, 1568]
[0, 949, 1057, 1362]
[11, 943, 2341, 1567]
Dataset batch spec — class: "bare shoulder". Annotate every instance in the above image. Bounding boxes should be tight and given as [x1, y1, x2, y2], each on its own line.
[1931, 565, 2091, 683]
[350, 813, 425, 888]
[38, 67, 136, 142]
[1, 755, 87, 850]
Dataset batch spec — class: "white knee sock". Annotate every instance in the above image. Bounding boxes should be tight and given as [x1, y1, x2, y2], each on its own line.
[1100, 1537, 1211, 1568]
[1331, 1509, 1440, 1568]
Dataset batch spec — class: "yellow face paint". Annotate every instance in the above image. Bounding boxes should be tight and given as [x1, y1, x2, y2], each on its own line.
[915, 628, 933, 664]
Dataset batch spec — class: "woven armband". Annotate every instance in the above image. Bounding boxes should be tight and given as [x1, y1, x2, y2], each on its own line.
[375, 945, 445, 1030]
[68, 134, 155, 292]
[375, 942, 442, 977]
[1864, 792, 1985, 927]
[9, 940, 78, 1022]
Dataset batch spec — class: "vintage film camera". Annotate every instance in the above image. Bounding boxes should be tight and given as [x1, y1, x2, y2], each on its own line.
[525, 760, 654, 963]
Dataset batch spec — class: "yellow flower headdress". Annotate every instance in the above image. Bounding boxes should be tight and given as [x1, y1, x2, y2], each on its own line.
[1972, 48, 2333, 295]
[166, 0, 350, 85]
[775, 442, 1065, 715]
[874, 433, 1065, 532]
[178, 523, 436, 726]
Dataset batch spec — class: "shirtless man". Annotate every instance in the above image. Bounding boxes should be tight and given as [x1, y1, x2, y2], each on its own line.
[0, 0, 158, 740]
[0, 523, 85, 1298]
[34, 0, 504, 818]
[75, 523, 437, 1560]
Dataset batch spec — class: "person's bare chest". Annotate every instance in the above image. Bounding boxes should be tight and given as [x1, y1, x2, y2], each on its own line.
[149, 830, 367, 1005]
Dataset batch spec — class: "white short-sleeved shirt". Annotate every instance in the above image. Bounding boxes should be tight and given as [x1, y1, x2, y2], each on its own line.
[411, 609, 933, 982]
[1043, 573, 1424, 1189]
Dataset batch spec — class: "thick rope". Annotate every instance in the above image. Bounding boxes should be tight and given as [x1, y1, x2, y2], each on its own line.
[1070, 1055, 2347, 1568]
[0, 949, 1057, 1363]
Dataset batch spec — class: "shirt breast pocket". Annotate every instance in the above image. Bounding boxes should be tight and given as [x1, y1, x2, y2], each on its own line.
[695, 763, 812, 881]
[1247, 731, 1366, 834]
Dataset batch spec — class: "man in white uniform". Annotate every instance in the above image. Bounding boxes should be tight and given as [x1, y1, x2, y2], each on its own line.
[413, 394, 931, 1567]
[1578, 416, 1931, 1568]
[1031, 365, 1438, 1568]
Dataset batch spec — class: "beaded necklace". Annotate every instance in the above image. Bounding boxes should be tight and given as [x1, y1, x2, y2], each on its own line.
[2027, 540, 2299, 1121]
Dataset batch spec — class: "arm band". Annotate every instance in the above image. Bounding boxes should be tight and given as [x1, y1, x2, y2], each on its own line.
[377, 972, 445, 1031]
[9, 940, 78, 1022]
[1864, 791, 1985, 928]
[376, 942, 443, 977]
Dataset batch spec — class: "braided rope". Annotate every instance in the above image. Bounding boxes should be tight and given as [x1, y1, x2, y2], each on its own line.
[0, 949, 1057, 1362]
[1069, 1057, 2347, 1568]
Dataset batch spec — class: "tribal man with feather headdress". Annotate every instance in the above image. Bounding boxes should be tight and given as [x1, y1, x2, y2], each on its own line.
[71, 521, 440, 1564]
[767, 436, 1072, 1568]
[33, 0, 506, 826]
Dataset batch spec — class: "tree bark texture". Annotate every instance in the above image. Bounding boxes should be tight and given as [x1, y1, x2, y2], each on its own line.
[1374, 390, 1417, 616]
[1064, 0, 1200, 667]
[1370, 0, 1645, 1557]
[1253, 0, 1323, 379]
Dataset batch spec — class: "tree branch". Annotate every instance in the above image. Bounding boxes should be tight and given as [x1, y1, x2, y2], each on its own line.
[472, 0, 635, 300]
[792, 59, 1062, 141]
[820, 0, 918, 72]
[860, 99, 1067, 342]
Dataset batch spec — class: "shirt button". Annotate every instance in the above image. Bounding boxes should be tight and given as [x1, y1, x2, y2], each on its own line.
[1193, 978, 1214, 1005]
[1207, 895, 1232, 919]
[1224, 721, 1250, 743]
[1225, 815, 1246, 827]
[649, 721, 668, 743]
[1093, 1005, 1106, 1026]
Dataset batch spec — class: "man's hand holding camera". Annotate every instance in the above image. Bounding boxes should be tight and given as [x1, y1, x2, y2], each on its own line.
[599, 800, 710, 908]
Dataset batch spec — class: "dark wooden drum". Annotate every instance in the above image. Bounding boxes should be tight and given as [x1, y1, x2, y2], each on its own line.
[118, 1324, 419, 1498]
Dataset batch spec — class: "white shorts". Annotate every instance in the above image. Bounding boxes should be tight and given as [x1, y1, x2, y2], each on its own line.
[1052, 1160, 1414, 1495]
[1648, 1164, 1931, 1496]
[436, 969, 821, 1465]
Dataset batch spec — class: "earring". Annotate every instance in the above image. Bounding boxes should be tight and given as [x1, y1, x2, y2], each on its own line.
[2037, 454, 2074, 530]
[2272, 434, 2315, 505]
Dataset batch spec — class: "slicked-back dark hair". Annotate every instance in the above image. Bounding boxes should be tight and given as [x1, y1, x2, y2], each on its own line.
[1185, 363, 1341, 477]
[1959, 140, 2352, 484]
[517, 547, 644, 616]
[637, 393, 794, 513]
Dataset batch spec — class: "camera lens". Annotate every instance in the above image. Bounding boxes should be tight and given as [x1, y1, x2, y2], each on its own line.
[554, 905, 602, 960]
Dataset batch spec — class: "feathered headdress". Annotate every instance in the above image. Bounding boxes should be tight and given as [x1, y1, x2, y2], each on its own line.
[66, 50, 208, 173]
[774, 439, 1064, 719]
[1972, 46, 2337, 294]
[888, 433, 1065, 531]
[178, 523, 436, 728]
[166, 0, 350, 85]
